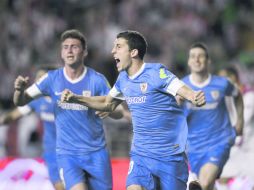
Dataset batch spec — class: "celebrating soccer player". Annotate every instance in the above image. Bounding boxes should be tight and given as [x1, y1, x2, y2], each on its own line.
[60, 30, 206, 190]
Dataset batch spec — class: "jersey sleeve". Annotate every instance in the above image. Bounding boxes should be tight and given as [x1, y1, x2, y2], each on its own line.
[34, 72, 52, 96]
[109, 75, 125, 100]
[17, 105, 32, 115]
[225, 79, 239, 97]
[154, 65, 184, 96]
[94, 74, 111, 96]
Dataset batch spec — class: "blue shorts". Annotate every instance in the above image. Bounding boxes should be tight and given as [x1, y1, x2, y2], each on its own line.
[188, 143, 232, 177]
[57, 148, 112, 190]
[127, 153, 188, 190]
[43, 152, 61, 184]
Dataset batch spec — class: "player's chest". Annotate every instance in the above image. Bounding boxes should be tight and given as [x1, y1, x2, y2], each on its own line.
[121, 81, 153, 97]
[203, 86, 226, 103]
[52, 80, 95, 98]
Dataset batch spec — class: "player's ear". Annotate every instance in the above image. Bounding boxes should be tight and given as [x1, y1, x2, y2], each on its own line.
[83, 49, 88, 57]
[130, 49, 138, 58]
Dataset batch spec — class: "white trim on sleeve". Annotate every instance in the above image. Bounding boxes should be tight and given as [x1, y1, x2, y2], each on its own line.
[26, 84, 43, 99]
[109, 86, 125, 100]
[166, 78, 185, 96]
[17, 105, 32, 115]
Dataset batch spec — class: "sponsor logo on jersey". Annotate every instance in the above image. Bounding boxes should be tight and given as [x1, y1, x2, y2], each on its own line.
[40, 112, 55, 122]
[57, 100, 88, 110]
[126, 96, 146, 104]
[140, 83, 147, 93]
[211, 90, 220, 100]
[82, 91, 91, 97]
[186, 102, 218, 110]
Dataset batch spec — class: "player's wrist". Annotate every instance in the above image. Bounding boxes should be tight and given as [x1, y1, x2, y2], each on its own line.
[14, 87, 24, 92]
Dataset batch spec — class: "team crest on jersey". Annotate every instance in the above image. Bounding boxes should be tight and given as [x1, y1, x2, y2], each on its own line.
[140, 83, 148, 93]
[82, 91, 91, 97]
[211, 90, 220, 100]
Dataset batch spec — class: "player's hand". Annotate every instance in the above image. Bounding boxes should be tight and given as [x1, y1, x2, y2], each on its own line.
[175, 95, 185, 106]
[193, 91, 206, 107]
[61, 89, 74, 103]
[14, 76, 29, 91]
[95, 111, 110, 119]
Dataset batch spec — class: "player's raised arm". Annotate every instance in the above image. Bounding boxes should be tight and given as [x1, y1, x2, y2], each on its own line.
[61, 89, 122, 112]
[13, 76, 34, 106]
[176, 85, 206, 107]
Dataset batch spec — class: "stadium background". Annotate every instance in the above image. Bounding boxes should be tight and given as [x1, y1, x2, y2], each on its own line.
[0, 0, 254, 189]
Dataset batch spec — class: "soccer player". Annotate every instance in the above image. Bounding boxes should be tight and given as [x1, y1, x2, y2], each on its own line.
[60, 30, 206, 190]
[182, 43, 244, 190]
[13, 29, 124, 190]
[0, 67, 64, 190]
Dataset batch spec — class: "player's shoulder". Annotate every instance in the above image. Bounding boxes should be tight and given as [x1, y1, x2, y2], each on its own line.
[47, 67, 62, 74]
[182, 75, 190, 82]
[144, 62, 169, 75]
[86, 67, 110, 86]
[211, 75, 229, 85]
[45, 67, 63, 79]
[145, 62, 165, 70]
[86, 67, 106, 79]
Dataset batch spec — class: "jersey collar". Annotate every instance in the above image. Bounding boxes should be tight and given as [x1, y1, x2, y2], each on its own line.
[129, 63, 146, 80]
[189, 73, 211, 88]
[63, 66, 87, 84]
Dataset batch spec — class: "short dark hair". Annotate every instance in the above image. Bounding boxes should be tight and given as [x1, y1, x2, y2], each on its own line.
[60, 29, 87, 50]
[117, 30, 148, 60]
[223, 66, 239, 81]
[189, 42, 209, 59]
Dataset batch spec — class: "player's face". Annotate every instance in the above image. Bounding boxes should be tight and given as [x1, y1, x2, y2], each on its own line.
[111, 38, 132, 72]
[188, 47, 209, 74]
[61, 38, 86, 67]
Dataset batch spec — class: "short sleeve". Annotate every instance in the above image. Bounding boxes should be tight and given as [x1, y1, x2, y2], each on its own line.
[225, 79, 238, 97]
[154, 65, 184, 96]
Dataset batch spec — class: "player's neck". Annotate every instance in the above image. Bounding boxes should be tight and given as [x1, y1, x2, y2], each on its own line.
[64, 64, 85, 80]
[191, 72, 209, 84]
[127, 60, 144, 76]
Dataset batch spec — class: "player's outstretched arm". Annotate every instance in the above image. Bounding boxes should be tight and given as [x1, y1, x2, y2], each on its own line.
[13, 76, 33, 106]
[0, 109, 23, 125]
[176, 85, 206, 107]
[61, 89, 122, 112]
[95, 103, 128, 120]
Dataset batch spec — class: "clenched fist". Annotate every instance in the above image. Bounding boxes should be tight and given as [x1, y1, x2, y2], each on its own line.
[61, 89, 75, 103]
[14, 76, 29, 91]
[192, 91, 206, 107]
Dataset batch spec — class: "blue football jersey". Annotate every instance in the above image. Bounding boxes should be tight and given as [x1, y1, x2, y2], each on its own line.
[28, 97, 56, 153]
[32, 67, 110, 155]
[110, 63, 187, 161]
[182, 74, 237, 153]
